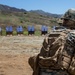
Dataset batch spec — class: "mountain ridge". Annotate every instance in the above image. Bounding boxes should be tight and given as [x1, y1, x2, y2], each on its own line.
[29, 10, 62, 18]
[0, 4, 61, 28]
[0, 4, 62, 17]
[0, 4, 27, 12]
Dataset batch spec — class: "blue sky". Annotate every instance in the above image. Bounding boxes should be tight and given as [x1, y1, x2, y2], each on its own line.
[0, 0, 75, 14]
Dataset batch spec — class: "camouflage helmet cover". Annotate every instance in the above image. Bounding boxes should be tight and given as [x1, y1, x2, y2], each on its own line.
[62, 8, 75, 21]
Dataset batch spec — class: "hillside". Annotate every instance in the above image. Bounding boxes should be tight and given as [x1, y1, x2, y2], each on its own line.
[0, 4, 62, 29]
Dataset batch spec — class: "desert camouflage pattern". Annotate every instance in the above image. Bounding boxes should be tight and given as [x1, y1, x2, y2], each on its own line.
[28, 31, 69, 75]
[38, 32, 66, 69]
[40, 69, 69, 75]
[67, 31, 75, 75]
[61, 31, 75, 69]
[68, 54, 75, 75]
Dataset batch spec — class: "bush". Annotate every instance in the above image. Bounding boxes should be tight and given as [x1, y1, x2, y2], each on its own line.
[1, 29, 6, 36]
[23, 31, 28, 35]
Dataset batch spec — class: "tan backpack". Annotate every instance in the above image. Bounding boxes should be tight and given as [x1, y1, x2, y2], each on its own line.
[38, 32, 66, 69]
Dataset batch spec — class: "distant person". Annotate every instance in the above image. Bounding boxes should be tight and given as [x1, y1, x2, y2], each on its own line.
[31, 26, 35, 35]
[27, 26, 32, 35]
[16, 26, 23, 35]
[0, 27, 2, 35]
[9, 26, 13, 36]
[44, 26, 48, 35]
[41, 25, 46, 35]
[6, 26, 13, 36]
[6, 26, 9, 36]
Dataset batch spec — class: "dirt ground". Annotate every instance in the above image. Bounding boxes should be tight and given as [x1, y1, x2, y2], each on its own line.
[0, 35, 44, 75]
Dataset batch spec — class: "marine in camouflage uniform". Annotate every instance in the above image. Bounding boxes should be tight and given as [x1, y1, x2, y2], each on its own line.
[28, 8, 75, 75]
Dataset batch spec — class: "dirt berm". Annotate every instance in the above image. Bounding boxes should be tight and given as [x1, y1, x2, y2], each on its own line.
[0, 36, 44, 75]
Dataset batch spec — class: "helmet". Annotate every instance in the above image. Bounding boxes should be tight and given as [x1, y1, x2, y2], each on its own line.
[62, 8, 75, 21]
[62, 8, 75, 29]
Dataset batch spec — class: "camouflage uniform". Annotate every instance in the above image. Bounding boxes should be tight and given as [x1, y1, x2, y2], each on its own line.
[28, 9, 75, 75]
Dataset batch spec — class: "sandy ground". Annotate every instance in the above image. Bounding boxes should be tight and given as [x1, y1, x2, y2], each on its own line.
[0, 35, 44, 75]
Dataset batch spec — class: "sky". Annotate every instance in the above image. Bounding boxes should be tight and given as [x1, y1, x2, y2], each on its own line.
[0, 0, 75, 14]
